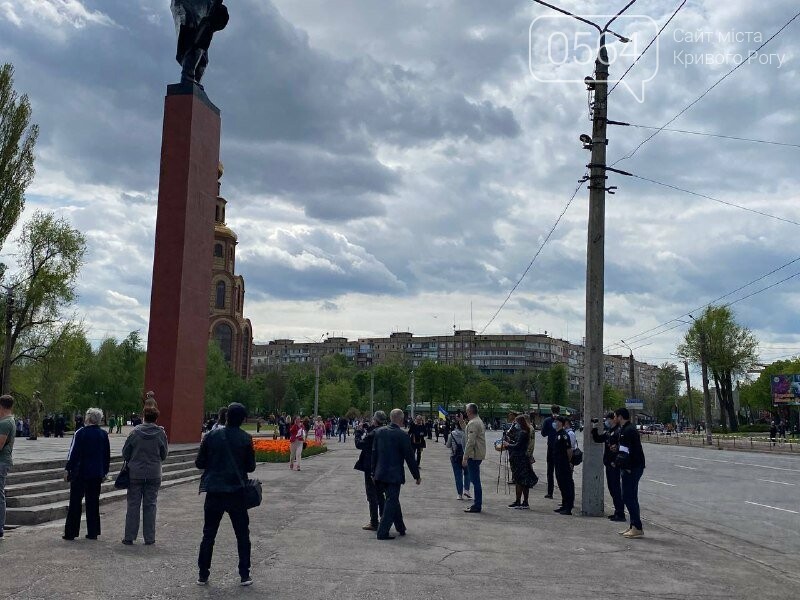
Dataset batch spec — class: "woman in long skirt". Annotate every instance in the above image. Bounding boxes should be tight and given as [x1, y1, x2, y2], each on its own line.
[503, 415, 538, 509]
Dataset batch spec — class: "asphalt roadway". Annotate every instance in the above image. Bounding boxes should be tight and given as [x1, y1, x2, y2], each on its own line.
[0, 431, 797, 599]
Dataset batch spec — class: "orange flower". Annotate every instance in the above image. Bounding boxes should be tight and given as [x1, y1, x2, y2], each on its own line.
[252, 439, 324, 452]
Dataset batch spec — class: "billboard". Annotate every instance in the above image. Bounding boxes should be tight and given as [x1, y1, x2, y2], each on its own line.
[625, 399, 644, 410]
[770, 375, 800, 407]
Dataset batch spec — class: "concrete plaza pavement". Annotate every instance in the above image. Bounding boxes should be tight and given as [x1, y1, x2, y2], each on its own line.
[1, 432, 797, 599]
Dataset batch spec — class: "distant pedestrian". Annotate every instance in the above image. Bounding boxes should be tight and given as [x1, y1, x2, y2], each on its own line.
[540, 405, 560, 499]
[552, 416, 574, 516]
[462, 403, 486, 514]
[314, 418, 324, 443]
[769, 421, 778, 446]
[354, 411, 387, 531]
[55, 414, 66, 438]
[122, 404, 169, 545]
[63, 408, 111, 540]
[289, 417, 305, 471]
[116, 415, 123, 434]
[195, 402, 256, 587]
[614, 407, 646, 539]
[337, 417, 348, 443]
[408, 415, 426, 467]
[0, 395, 16, 539]
[371, 408, 421, 540]
[504, 415, 538, 509]
[445, 419, 471, 501]
[108, 415, 116, 435]
[212, 407, 227, 431]
[591, 412, 625, 521]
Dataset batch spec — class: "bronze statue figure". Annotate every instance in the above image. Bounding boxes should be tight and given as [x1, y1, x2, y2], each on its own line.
[171, 0, 229, 86]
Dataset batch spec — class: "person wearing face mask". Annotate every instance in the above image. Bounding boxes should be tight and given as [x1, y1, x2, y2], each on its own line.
[552, 416, 574, 515]
[591, 412, 625, 522]
[614, 408, 645, 539]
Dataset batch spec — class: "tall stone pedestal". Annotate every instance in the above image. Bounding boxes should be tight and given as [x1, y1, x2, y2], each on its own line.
[145, 83, 221, 443]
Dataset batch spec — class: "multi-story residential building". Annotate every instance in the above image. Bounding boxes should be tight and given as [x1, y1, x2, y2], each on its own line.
[252, 330, 660, 399]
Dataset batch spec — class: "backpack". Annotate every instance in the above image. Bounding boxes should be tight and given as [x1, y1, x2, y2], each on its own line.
[569, 432, 583, 466]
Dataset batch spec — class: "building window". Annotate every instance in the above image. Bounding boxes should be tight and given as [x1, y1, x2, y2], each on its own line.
[213, 323, 233, 363]
[215, 280, 226, 309]
[214, 243, 223, 258]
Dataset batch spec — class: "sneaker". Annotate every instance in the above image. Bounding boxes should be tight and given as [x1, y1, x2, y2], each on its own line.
[457, 495, 463, 500]
[623, 527, 644, 539]
[463, 506, 481, 513]
[609, 514, 627, 522]
[362, 523, 377, 531]
[196, 577, 209, 586]
[618, 526, 632, 535]
[463, 492, 472, 499]
[121, 540, 133, 545]
[518, 503, 530, 510]
[508, 502, 521, 509]
[240, 576, 254, 587]
[553, 507, 564, 513]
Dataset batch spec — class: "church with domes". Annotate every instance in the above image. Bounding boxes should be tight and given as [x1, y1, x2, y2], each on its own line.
[209, 163, 253, 378]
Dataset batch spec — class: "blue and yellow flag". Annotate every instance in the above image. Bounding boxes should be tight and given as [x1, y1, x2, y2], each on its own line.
[438, 406, 449, 420]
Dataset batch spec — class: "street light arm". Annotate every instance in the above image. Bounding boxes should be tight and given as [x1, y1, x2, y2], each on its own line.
[603, 0, 638, 32]
[531, 0, 602, 33]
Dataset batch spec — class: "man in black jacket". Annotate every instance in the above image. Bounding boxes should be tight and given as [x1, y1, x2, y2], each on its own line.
[540, 405, 560, 499]
[371, 409, 421, 540]
[591, 411, 625, 522]
[354, 411, 387, 531]
[195, 403, 256, 586]
[614, 408, 646, 539]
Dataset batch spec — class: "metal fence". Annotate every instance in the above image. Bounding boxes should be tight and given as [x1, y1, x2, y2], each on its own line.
[641, 432, 800, 453]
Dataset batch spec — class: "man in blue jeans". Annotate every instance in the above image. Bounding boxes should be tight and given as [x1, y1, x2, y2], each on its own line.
[461, 403, 486, 514]
[613, 408, 646, 539]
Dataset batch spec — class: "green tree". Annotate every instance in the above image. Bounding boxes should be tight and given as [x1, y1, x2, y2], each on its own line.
[653, 362, 684, 422]
[465, 379, 501, 422]
[603, 383, 624, 412]
[319, 380, 353, 416]
[678, 306, 758, 432]
[0, 63, 38, 251]
[739, 357, 800, 421]
[374, 362, 408, 411]
[2, 212, 87, 393]
[205, 341, 233, 412]
[546, 363, 569, 408]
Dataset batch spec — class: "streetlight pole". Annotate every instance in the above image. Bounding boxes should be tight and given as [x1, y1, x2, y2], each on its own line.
[410, 370, 415, 419]
[688, 315, 714, 446]
[532, 0, 637, 516]
[313, 360, 320, 418]
[370, 369, 375, 416]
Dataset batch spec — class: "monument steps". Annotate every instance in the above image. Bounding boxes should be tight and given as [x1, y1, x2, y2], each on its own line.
[5, 448, 201, 526]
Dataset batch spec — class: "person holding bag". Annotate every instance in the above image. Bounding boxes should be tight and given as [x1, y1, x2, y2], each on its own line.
[445, 419, 471, 500]
[121, 403, 168, 546]
[195, 403, 257, 587]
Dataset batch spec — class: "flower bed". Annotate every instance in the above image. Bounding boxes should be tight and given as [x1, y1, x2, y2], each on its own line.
[253, 439, 328, 463]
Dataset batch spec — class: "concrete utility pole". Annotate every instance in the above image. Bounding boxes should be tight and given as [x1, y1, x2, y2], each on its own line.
[1, 287, 14, 395]
[370, 370, 375, 416]
[313, 361, 320, 418]
[683, 359, 695, 426]
[410, 370, 416, 418]
[533, 0, 637, 517]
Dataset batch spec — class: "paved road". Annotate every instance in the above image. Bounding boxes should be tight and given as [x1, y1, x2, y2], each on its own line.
[0, 431, 796, 599]
[631, 443, 799, 577]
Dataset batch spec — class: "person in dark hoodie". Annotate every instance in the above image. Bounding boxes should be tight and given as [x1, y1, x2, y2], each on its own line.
[122, 403, 169, 545]
[195, 402, 256, 587]
[354, 410, 387, 531]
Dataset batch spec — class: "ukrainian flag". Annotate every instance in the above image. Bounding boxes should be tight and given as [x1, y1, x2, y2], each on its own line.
[438, 406, 449, 420]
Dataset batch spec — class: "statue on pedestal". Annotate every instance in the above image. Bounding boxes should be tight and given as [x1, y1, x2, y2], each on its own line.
[171, 0, 229, 86]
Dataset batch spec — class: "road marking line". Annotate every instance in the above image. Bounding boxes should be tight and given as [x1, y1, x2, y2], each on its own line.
[757, 479, 796, 486]
[646, 479, 676, 487]
[745, 501, 799, 514]
[674, 464, 697, 470]
[675, 455, 730, 463]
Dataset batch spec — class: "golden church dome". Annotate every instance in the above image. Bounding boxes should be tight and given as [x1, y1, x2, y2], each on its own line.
[215, 222, 238, 241]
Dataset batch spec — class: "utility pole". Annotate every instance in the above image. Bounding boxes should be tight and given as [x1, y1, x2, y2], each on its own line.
[628, 351, 636, 424]
[1, 287, 14, 395]
[370, 370, 375, 416]
[313, 360, 320, 418]
[532, 0, 637, 518]
[683, 359, 695, 426]
[410, 370, 415, 419]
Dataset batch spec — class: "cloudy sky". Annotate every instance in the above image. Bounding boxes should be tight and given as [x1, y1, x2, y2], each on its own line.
[1, 0, 799, 373]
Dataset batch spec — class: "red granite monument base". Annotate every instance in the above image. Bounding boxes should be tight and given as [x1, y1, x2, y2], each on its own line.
[144, 82, 220, 444]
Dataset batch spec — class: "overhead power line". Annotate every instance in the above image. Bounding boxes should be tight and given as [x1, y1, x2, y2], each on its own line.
[611, 9, 800, 166]
[625, 124, 800, 149]
[480, 178, 586, 334]
[609, 0, 688, 95]
[631, 174, 800, 228]
[605, 254, 800, 352]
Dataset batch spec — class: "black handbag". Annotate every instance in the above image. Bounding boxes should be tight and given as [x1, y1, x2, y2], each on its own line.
[114, 462, 130, 489]
[220, 430, 262, 509]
